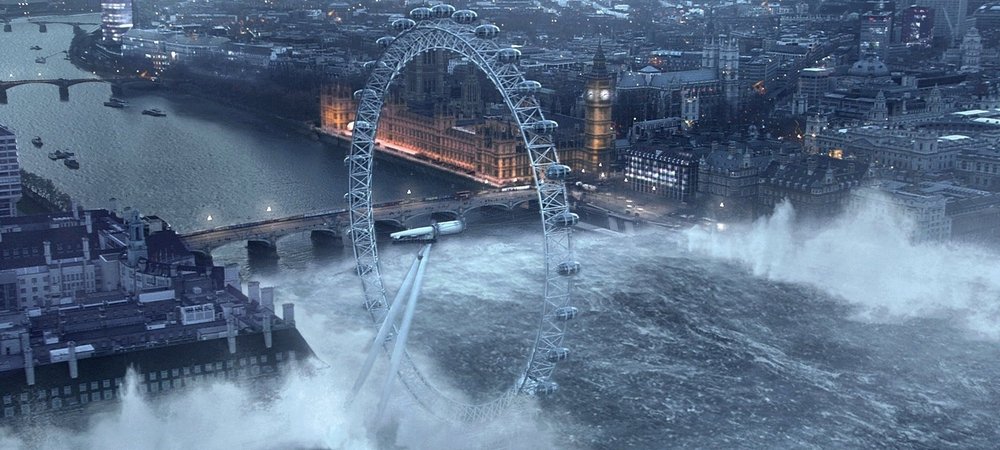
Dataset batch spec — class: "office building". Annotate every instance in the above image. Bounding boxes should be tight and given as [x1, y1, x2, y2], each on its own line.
[0, 125, 21, 219]
[100, 0, 133, 44]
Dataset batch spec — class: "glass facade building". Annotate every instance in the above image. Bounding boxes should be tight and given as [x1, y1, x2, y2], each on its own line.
[101, 0, 133, 43]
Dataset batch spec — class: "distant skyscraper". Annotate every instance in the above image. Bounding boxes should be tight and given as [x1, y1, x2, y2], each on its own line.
[860, 11, 893, 60]
[901, 6, 935, 45]
[917, 0, 968, 45]
[961, 27, 983, 71]
[0, 124, 22, 218]
[101, 0, 133, 44]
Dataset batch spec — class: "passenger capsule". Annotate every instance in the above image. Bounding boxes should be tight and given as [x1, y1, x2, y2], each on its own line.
[547, 347, 570, 362]
[552, 211, 578, 228]
[515, 80, 542, 94]
[376, 36, 394, 48]
[546, 164, 571, 181]
[556, 260, 580, 276]
[474, 24, 499, 39]
[431, 4, 456, 18]
[532, 119, 558, 134]
[451, 9, 477, 24]
[362, 60, 384, 70]
[345, 191, 367, 205]
[392, 18, 416, 31]
[497, 48, 521, 65]
[344, 155, 367, 167]
[535, 380, 559, 395]
[353, 120, 374, 133]
[353, 88, 376, 101]
[554, 306, 578, 321]
[410, 7, 433, 20]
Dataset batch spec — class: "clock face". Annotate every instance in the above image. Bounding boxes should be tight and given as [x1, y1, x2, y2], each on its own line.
[586, 89, 595, 100]
[600, 89, 610, 101]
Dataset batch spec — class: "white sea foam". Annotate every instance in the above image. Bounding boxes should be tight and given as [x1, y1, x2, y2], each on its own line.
[683, 197, 1000, 337]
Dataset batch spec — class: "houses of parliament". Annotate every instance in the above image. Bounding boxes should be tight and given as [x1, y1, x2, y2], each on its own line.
[320, 50, 614, 186]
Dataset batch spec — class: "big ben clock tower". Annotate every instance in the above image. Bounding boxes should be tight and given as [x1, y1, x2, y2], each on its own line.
[583, 44, 614, 176]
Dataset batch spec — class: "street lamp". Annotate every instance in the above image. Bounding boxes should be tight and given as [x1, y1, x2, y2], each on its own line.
[719, 202, 725, 208]
[266, 206, 272, 212]
[406, 189, 412, 195]
[207, 215, 213, 221]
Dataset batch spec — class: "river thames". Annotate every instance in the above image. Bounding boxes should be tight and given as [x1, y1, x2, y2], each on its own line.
[0, 15, 477, 273]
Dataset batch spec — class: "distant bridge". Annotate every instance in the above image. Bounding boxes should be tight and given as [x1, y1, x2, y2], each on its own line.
[0, 77, 142, 103]
[26, 19, 100, 33]
[178, 189, 537, 257]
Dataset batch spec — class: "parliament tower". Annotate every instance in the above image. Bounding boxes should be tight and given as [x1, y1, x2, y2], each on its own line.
[582, 45, 615, 176]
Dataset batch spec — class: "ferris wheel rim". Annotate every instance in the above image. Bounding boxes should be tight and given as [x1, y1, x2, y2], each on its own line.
[346, 14, 579, 422]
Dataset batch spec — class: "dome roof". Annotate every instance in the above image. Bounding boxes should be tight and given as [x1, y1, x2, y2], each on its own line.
[849, 55, 890, 77]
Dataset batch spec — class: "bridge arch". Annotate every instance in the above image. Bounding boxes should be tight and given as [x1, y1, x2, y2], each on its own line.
[346, 9, 580, 422]
[0, 78, 120, 103]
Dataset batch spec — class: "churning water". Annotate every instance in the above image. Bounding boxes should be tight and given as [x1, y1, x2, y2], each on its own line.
[5, 198, 1000, 449]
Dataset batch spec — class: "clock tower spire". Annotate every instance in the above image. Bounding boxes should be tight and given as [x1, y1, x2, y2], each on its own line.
[583, 42, 614, 176]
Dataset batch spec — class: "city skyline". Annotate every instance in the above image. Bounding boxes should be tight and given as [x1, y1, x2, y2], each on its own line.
[2, 1, 1000, 448]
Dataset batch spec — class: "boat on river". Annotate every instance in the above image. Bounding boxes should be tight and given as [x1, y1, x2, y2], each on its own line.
[47, 150, 74, 160]
[63, 158, 79, 169]
[104, 98, 126, 108]
[142, 108, 166, 117]
[31, 136, 42, 148]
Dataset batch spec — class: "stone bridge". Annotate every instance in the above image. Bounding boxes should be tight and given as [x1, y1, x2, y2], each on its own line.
[27, 18, 100, 33]
[0, 78, 140, 104]
[178, 189, 537, 257]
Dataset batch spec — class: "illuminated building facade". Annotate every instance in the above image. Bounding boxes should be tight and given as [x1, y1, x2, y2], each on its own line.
[901, 6, 935, 46]
[121, 29, 229, 71]
[624, 148, 698, 201]
[860, 11, 892, 60]
[582, 45, 615, 176]
[319, 48, 603, 186]
[101, 0, 133, 44]
[319, 85, 533, 187]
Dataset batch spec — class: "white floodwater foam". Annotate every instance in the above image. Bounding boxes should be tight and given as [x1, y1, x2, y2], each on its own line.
[0, 251, 562, 449]
[684, 197, 1000, 338]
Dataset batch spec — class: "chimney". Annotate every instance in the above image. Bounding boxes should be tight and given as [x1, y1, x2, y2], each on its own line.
[248, 281, 261, 304]
[263, 313, 272, 349]
[84, 211, 92, 234]
[261, 287, 274, 312]
[226, 313, 237, 354]
[807, 157, 818, 175]
[21, 333, 34, 386]
[282, 303, 295, 327]
[81, 237, 90, 260]
[43, 241, 52, 265]
[72, 202, 79, 220]
[68, 341, 78, 379]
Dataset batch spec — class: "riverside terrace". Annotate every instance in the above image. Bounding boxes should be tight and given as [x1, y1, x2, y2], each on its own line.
[177, 189, 538, 258]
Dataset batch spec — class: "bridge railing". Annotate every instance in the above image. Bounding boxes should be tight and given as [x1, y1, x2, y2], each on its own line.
[184, 190, 535, 236]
